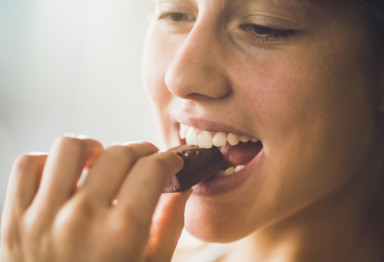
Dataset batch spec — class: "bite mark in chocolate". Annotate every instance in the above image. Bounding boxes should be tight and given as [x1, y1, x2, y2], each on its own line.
[164, 145, 225, 193]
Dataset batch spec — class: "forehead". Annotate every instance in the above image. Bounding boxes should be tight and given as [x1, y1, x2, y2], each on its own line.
[155, 0, 346, 23]
[156, 0, 332, 14]
[190, 0, 326, 6]
[228, 0, 329, 10]
[216, 0, 332, 21]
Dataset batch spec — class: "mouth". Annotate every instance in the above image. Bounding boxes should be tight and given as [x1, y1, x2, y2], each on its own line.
[179, 123, 263, 177]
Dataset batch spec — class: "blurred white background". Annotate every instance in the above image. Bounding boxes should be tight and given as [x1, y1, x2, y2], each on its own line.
[0, 0, 160, 214]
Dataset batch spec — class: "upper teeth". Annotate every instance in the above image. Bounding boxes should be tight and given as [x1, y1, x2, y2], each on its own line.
[179, 124, 258, 149]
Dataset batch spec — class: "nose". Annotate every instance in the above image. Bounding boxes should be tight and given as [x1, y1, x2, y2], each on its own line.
[164, 21, 231, 100]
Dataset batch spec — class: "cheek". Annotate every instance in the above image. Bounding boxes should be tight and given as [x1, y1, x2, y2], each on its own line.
[241, 44, 375, 156]
[143, 33, 168, 105]
[230, 47, 376, 228]
[142, 28, 175, 145]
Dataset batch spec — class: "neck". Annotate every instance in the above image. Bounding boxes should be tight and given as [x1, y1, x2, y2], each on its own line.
[224, 142, 384, 262]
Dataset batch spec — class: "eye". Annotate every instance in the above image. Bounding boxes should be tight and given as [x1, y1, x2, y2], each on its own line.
[239, 23, 296, 41]
[157, 12, 195, 22]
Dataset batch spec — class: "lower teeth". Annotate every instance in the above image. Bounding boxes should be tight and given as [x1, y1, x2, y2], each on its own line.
[221, 165, 245, 176]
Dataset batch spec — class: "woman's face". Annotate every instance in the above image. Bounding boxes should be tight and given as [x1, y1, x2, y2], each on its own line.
[143, 0, 382, 242]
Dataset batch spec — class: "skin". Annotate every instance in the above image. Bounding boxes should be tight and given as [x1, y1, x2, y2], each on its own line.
[142, 0, 384, 261]
[1, 0, 384, 261]
[0, 137, 190, 262]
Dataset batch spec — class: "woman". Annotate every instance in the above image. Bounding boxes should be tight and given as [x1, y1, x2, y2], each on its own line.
[1, 0, 384, 261]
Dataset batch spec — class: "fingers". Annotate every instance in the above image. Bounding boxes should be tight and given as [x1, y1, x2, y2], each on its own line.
[33, 136, 103, 213]
[2, 135, 188, 262]
[116, 150, 184, 222]
[81, 142, 159, 205]
[146, 191, 191, 262]
[1, 154, 47, 225]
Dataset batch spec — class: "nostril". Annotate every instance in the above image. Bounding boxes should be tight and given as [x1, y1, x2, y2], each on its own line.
[186, 90, 231, 101]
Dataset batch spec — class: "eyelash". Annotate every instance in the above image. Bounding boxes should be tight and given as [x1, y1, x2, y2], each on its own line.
[157, 12, 195, 22]
[239, 24, 296, 42]
[157, 12, 296, 42]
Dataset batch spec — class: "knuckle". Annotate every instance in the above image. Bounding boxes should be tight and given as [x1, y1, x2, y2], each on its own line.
[104, 142, 160, 165]
[147, 156, 169, 170]
[72, 195, 96, 217]
[53, 196, 95, 234]
[21, 210, 45, 240]
[13, 154, 46, 174]
[163, 151, 183, 164]
[138, 141, 159, 151]
[53, 136, 103, 159]
[105, 145, 137, 163]
[103, 213, 148, 253]
[146, 152, 178, 171]
[20, 210, 52, 254]
[54, 136, 86, 153]
[112, 209, 149, 237]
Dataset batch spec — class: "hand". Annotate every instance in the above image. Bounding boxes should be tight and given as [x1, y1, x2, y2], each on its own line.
[0, 136, 189, 262]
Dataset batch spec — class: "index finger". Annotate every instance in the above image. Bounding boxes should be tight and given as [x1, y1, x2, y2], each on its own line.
[116, 151, 183, 221]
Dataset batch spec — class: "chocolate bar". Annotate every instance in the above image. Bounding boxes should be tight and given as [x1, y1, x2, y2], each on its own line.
[164, 145, 225, 193]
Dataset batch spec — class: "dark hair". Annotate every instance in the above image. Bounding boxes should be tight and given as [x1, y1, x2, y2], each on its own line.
[354, 0, 384, 45]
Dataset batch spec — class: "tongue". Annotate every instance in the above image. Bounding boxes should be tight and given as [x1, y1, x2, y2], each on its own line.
[219, 141, 262, 168]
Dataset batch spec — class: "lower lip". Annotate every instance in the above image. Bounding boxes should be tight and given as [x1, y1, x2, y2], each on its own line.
[191, 148, 264, 197]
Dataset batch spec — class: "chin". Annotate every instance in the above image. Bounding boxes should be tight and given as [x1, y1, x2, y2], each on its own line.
[184, 218, 252, 243]
[183, 195, 256, 243]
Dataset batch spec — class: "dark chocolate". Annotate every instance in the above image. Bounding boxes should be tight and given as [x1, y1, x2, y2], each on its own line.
[163, 145, 225, 193]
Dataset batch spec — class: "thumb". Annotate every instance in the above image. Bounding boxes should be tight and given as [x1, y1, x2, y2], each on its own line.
[145, 190, 191, 262]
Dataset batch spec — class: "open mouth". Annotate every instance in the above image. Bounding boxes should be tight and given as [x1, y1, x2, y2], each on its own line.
[179, 123, 263, 176]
